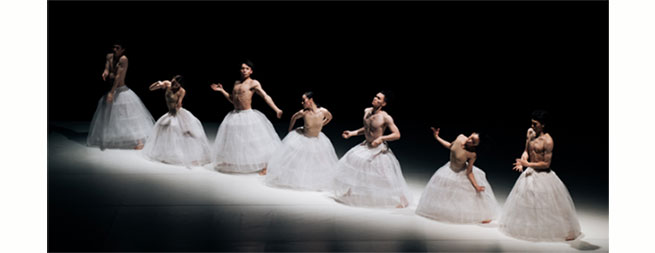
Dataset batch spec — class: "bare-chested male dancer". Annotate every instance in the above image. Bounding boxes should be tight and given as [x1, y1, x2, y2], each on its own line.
[210, 59, 283, 173]
[264, 91, 339, 191]
[333, 91, 411, 208]
[500, 110, 581, 241]
[87, 41, 154, 150]
[415, 127, 498, 224]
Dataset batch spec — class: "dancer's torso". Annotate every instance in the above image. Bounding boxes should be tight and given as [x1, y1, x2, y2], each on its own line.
[106, 54, 127, 88]
[231, 80, 254, 110]
[363, 108, 387, 144]
[165, 88, 181, 114]
[449, 135, 469, 171]
[527, 133, 551, 169]
[301, 108, 325, 137]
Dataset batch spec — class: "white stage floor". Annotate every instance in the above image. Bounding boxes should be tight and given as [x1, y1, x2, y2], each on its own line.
[48, 121, 608, 252]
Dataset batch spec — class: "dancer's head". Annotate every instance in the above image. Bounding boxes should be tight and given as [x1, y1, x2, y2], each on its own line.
[171, 75, 184, 89]
[240, 59, 255, 79]
[112, 40, 126, 57]
[301, 91, 315, 109]
[372, 90, 392, 108]
[465, 132, 480, 149]
[531, 110, 550, 134]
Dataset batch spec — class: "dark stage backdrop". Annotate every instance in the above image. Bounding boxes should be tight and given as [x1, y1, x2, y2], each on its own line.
[48, 1, 608, 205]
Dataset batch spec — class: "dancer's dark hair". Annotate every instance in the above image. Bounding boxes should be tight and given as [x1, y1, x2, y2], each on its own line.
[241, 58, 255, 71]
[531, 109, 550, 127]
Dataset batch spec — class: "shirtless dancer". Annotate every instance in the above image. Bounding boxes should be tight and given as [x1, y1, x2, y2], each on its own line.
[263, 91, 332, 175]
[288, 92, 332, 137]
[142, 75, 212, 166]
[264, 92, 339, 191]
[415, 128, 498, 224]
[87, 41, 154, 150]
[500, 110, 581, 241]
[434, 128, 485, 192]
[210, 60, 283, 173]
[333, 91, 411, 208]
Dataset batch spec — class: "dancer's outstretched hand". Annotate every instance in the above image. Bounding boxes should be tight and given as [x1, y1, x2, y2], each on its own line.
[342, 130, 352, 139]
[210, 83, 223, 91]
[512, 158, 524, 172]
[475, 185, 486, 192]
[276, 109, 283, 119]
[430, 127, 440, 138]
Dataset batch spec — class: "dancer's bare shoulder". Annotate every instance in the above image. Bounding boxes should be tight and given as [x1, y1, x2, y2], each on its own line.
[249, 79, 261, 89]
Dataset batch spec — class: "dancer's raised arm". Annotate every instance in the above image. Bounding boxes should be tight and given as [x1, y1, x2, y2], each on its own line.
[210, 83, 233, 104]
[431, 127, 452, 149]
[149, 80, 169, 91]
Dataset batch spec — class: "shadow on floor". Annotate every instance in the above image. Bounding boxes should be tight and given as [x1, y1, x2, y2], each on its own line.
[48, 124, 88, 146]
[568, 240, 601, 251]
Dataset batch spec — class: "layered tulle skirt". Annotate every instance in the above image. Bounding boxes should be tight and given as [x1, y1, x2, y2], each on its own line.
[416, 162, 499, 223]
[265, 129, 339, 191]
[87, 86, 154, 149]
[212, 109, 281, 173]
[499, 167, 581, 241]
[333, 142, 411, 208]
[142, 108, 212, 167]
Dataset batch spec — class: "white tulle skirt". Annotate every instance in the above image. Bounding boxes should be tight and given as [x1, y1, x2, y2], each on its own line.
[499, 167, 582, 241]
[87, 86, 154, 149]
[212, 109, 281, 173]
[415, 162, 499, 224]
[265, 128, 339, 191]
[333, 142, 411, 208]
[142, 108, 212, 167]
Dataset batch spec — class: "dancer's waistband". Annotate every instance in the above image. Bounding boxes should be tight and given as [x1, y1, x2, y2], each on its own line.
[528, 167, 551, 173]
[114, 85, 129, 92]
[233, 108, 254, 112]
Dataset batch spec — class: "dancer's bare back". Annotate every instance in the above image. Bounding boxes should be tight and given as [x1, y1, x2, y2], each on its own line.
[449, 135, 474, 170]
[165, 87, 185, 114]
[297, 108, 331, 137]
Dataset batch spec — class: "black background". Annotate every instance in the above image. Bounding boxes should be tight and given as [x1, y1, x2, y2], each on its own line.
[48, 1, 607, 205]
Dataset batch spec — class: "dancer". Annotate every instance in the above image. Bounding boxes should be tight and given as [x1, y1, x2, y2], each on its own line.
[415, 127, 498, 224]
[87, 41, 154, 150]
[142, 75, 212, 167]
[333, 91, 411, 208]
[500, 110, 581, 241]
[210, 59, 283, 173]
[264, 91, 339, 191]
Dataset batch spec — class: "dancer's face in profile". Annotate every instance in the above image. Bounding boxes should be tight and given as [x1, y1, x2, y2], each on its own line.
[240, 63, 253, 79]
[531, 119, 544, 134]
[465, 133, 480, 148]
[301, 94, 311, 109]
[371, 93, 387, 108]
